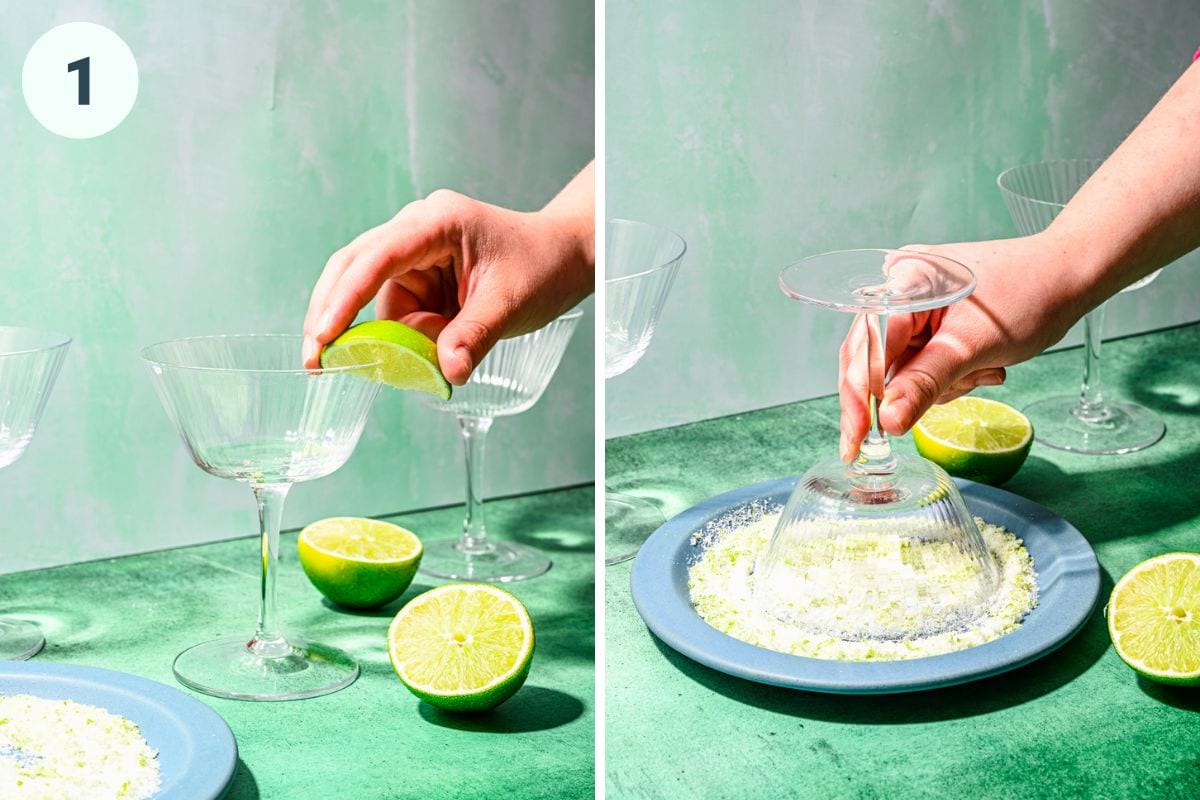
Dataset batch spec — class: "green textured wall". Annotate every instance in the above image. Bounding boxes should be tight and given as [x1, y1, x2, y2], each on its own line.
[0, 1, 594, 573]
[607, 0, 1200, 437]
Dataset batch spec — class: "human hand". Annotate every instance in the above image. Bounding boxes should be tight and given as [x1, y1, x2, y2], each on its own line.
[838, 235, 1090, 460]
[302, 167, 594, 385]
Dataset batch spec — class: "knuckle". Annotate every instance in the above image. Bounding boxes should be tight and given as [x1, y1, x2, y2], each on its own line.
[424, 188, 469, 216]
[904, 367, 941, 402]
[455, 316, 497, 348]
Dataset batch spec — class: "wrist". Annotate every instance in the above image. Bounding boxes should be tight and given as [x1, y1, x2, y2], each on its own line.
[533, 205, 594, 290]
[1034, 224, 1124, 319]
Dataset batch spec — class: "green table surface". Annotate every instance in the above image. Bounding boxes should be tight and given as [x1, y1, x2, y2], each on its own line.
[606, 322, 1200, 800]
[0, 484, 595, 799]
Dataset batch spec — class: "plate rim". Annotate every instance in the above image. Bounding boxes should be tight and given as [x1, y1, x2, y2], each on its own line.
[630, 476, 1101, 694]
[0, 660, 238, 799]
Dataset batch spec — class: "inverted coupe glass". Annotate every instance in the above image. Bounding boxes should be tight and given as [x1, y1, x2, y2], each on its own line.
[143, 335, 381, 701]
[999, 159, 1165, 454]
[419, 308, 583, 582]
[604, 219, 686, 565]
[0, 327, 70, 660]
[754, 250, 1001, 642]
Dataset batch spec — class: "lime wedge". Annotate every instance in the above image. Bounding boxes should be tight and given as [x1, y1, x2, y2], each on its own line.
[912, 396, 1033, 485]
[298, 517, 423, 609]
[320, 320, 451, 400]
[388, 584, 535, 712]
[1108, 552, 1200, 686]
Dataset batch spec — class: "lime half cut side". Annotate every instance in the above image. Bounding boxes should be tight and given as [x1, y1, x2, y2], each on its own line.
[1108, 552, 1200, 686]
[298, 517, 423, 609]
[913, 396, 1033, 485]
[388, 584, 535, 712]
[320, 320, 451, 400]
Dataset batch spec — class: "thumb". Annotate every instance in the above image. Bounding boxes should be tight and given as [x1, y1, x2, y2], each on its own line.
[878, 336, 972, 435]
[437, 306, 507, 386]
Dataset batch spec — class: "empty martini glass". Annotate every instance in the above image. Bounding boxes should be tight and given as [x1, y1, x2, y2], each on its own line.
[0, 327, 70, 660]
[754, 250, 1000, 642]
[143, 335, 381, 700]
[999, 159, 1165, 454]
[419, 308, 583, 582]
[604, 219, 686, 565]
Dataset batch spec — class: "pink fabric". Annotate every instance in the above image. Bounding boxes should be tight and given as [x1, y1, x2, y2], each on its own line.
[1194, 46, 1200, 61]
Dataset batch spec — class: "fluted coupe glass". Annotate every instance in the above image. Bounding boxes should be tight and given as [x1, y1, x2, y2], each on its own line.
[604, 219, 686, 565]
[419, 309, 583, 582]
[999, 159, 1165, 454]
[0, 327, 69, 660]
[754, 250, 1002, 642]
[143, 335, 381, 701]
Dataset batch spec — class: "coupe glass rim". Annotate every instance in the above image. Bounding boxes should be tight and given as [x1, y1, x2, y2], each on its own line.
[777, 247, 976, 313]
[996, 158, 1105, 209]
[139, 333, 380, 374]
[605, 218, 687, 284]
[0, 326, 72, 359]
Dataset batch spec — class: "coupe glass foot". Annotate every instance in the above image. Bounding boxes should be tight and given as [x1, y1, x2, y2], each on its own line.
[604, 493, 666, 566]
[0, 618, 45, 661]
[1023, 396, 1165, 455]
[173, 635, 359, 701]
[418, 538, 551, 582]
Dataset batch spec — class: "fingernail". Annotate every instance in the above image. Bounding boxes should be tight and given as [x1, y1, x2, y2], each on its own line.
[302, 336, 317, 366]
[839, 430, 849, 460]
[317, 307, 334, 336]
[977, 373, 1004, 387]
[452, 346, 473, 375]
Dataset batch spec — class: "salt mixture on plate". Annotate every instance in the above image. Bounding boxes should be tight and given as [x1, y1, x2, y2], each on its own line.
[688, 502, 1039, 661]
[0, 694, 161, 799]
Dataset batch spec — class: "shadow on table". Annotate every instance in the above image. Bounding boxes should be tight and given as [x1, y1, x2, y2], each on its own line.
[1138, 676, 1200, 712]
[650, 565, 1115, 725]
[317, 583, 439, 618]
[417, 686, 584, 733]
[523, 604, 595, 664]
[1005, 449, 1200, 544]
[224, 758, 260, 799]
[499, 497, 595, 555]
[1119, 332, 1200, 417]
[0, 603, 103, 652]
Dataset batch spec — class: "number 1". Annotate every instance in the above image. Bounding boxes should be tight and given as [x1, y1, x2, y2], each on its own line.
[67, 57, 90, 105]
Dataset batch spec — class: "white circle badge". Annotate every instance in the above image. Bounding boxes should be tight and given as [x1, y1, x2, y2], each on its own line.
[22, 22, 138, 139]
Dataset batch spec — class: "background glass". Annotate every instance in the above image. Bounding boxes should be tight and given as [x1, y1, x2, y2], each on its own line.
[0, 327, 69, 660]
[605, 219, 686, 565]
[419, 309, 583, 582]
[999, 159, 1166, 454]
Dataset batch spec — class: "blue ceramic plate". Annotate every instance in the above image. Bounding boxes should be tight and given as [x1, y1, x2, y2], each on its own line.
[0, 662, 237, 798]
[631, 477, 1101, 694]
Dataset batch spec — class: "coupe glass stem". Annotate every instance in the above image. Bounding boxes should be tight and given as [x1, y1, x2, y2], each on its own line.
[854, 311, 896, 476]
[1074, 304, 1108, 422]
[252, 483, 290, 658]
[458, 415, 495, 554]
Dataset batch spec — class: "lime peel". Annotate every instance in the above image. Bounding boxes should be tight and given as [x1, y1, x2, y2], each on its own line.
[914, 396, 1033, 485]
[298, 517, 422, 609]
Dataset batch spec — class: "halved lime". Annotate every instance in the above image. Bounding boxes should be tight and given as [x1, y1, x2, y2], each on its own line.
[388, 584, 534, 712]
[1108, 552, 1200, 686]
[298, 517, 423, 609]
[913, 396, 1033, 485]
[320, 320, 451, 400]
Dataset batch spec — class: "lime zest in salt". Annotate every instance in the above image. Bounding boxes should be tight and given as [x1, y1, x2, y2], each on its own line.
[0, 693, 161, 799]
[687, 506, 1038, 662]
